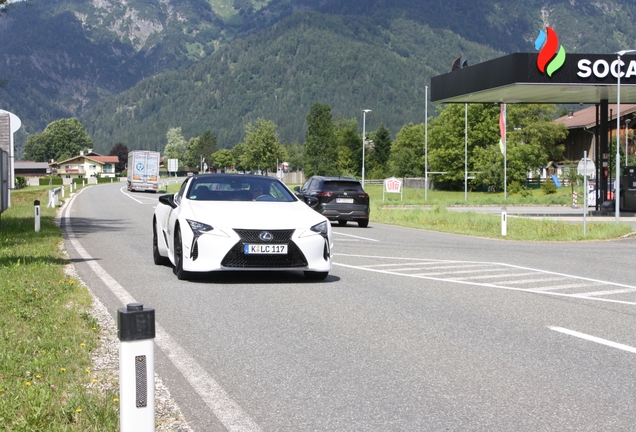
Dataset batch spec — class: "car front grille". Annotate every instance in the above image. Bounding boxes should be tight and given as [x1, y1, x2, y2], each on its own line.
[221, 229, 308, 268]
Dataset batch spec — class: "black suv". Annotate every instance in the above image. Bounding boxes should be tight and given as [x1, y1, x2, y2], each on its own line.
[295, 176, 370, 227]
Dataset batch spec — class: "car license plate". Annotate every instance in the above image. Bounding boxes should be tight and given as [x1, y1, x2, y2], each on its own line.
[336, 198, 354, 203]
[244, 244, 288, 254]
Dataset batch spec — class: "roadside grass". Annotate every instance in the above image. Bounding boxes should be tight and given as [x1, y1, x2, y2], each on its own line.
[365, 185, 633, 240]
[0, 187, 118, 430]
[370, 204, 632, 240]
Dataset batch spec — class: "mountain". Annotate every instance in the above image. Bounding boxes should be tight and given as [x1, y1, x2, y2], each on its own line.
[80, 11, 502, 152]
[1, 0, 635, 156]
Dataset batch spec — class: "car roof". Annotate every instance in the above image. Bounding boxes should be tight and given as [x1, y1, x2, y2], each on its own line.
[191, 173, 280, 182]
[311, 176, 359, 182]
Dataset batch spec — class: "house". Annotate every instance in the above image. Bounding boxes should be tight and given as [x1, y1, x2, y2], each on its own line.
[14, 161, 51, 186]
[52, 151, 119, 180]
[555, 104, 636, 163]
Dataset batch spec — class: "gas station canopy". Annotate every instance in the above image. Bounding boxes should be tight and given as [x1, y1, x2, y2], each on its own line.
[431, 53, 636, 105]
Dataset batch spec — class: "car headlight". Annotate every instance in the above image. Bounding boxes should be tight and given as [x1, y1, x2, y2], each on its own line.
[186, 219, 214, 236]
[304, 220, 329, 239]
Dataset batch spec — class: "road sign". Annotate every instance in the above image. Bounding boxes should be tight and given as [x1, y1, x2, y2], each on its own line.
[578, 158, 595, 177]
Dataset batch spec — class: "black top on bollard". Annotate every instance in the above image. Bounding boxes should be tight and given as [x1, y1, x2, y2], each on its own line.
[117, 303, 155, 341]
[34, 200, 40, 206]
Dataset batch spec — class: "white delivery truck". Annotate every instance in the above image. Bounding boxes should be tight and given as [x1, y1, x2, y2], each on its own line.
[127, 151, 160, 192]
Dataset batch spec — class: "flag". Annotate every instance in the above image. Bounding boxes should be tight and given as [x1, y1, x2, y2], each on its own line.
[498, 103, 506, 154]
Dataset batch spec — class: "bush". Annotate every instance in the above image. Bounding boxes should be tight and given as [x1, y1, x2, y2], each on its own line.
[508, 181, 533, 198]
[541, 179, 557, 195]
[14, 176, 27, 189]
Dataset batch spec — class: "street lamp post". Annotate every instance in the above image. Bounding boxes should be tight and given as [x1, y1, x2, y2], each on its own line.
[362, 109, 371, 189]
[626, 118, 632, 167]
[425, 86, 428, 201]
[615, 49, 636, 222]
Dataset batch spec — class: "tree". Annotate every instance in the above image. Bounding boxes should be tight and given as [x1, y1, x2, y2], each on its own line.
[164, 127, 187, 163]
[22, 118, 93, 162]
[212, 149, 234, 171]
[334, 118, 362, 177]
[368, 123, 392, 178]
[304, 102, 338, 177]
[388, 123, 424, 179]
[469, 104, 567, 191]
[283, 143, 304, 172]
[231, 143, 248, 172]
[108, 143, 129, 172]
[22, 133, 50, 162]
[184, 130, 217, 170]
[239, 118, 286, 174]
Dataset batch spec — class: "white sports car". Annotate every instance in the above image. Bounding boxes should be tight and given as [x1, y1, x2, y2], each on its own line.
[153, 174, 333, 280]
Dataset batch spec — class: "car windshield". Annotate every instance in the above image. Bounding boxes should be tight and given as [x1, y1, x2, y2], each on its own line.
[322, 181, 364, 192]
[186, 176, 297, 202]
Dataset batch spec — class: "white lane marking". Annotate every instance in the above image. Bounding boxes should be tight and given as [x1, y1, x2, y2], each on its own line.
[448, 272, 538, 281]
[120, 186, 145, 203]
[333, 254, 636, 306]
[575, 288, 636, 297]
[387, 264, 491, 272]
[332, 231, 379, 242]
[413, 268, 510, 277]
[531, 283, 599, 291]
[362, 261, 448, 268]
[63, 192, 262, 432]
[489, 277, 569, 286]
[549, 326, 636, 354]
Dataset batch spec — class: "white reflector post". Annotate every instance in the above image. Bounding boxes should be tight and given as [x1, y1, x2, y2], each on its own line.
[501, 206, 507, 236]
[34, 199, 40, 232]
[118, 303, 155, 432]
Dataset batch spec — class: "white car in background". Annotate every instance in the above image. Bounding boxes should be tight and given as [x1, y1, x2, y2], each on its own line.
[152, 174, 333, 280]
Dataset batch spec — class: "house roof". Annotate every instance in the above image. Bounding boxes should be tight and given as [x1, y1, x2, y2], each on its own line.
[14, 161, 50, 170]
[90, 156, 119, 164]
[554, 104, 636, 129]
[54, 155, 118, 165]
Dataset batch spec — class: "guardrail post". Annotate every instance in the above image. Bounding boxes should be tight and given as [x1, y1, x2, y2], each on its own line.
[34, 200, 40, 232]
[501, 206, 507, 236]
[118, 303, 155, 432]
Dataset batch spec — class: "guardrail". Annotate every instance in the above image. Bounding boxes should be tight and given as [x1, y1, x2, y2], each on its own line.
[47, 187, 61, 208]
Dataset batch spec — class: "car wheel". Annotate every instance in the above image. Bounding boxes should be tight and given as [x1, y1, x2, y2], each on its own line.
[153, 221, 169, 266]
[358, 219, 369, 228]
[173, 227, 190, 280]
[338, 220, 347, 226]
[304, 271, 329, 281]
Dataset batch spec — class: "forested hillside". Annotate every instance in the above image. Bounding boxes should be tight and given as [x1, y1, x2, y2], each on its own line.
[1, 0, 635, 156]
[81, 11, 502, 152]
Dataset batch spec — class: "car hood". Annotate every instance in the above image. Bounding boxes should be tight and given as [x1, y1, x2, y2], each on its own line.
[185, 200, 328, 229]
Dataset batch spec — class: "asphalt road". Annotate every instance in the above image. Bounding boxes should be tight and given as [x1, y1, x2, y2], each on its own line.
[63, 182, 636, 431]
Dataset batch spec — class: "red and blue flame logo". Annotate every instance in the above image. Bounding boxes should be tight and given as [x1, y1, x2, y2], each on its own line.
[535, 27, 566, 77]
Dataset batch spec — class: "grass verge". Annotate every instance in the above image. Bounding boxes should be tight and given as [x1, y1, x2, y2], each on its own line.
[0, 187, 119, 430]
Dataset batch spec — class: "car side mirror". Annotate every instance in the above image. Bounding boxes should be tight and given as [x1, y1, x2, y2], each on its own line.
[294, 186, 300, 192]
[305, 196, 319, 208]
[159, 194, 177, 209]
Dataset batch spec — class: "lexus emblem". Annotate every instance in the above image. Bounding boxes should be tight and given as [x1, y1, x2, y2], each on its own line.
[344, 192, 348, 196]
[259, 231, 274, 242]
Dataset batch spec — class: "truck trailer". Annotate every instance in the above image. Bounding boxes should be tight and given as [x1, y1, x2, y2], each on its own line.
[127, 151, 160, 192]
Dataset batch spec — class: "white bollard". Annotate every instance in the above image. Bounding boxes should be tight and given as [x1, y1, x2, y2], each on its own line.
[118, 303, 155, 432]
[82, 180, 85, 187]
[34, 200, 40, 232]
[62, 185, 65, 198]
[501, 206, 507, 236]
